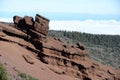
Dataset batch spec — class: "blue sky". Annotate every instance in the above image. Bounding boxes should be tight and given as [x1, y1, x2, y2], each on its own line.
[0, 0, 120, 20]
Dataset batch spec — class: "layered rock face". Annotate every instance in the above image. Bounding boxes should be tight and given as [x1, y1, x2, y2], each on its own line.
[34, 14, 49, 36]
[0, 14, 120, 80]
[13, 14, 49, 37]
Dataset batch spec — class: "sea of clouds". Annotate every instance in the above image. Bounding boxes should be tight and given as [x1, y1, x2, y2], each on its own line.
[0, 18, 120, 35]
[50, 20, 120, 35]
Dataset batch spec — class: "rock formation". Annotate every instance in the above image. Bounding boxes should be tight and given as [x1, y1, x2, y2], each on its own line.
[13, 14, 49, 37]
[0, 14, 120, 80]
[34, 14, 49, 36]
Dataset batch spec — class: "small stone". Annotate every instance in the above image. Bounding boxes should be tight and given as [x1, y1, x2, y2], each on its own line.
[54, 37, 57, 40]
[76, 42, 85, 50]
[4, 62, 7, 65]
[108, 70, 115, 75]
[63, 45, 67, 48]
[13, 67, 17, 71]
[22, 54, 34, 64]
[71, 45, 75, 48]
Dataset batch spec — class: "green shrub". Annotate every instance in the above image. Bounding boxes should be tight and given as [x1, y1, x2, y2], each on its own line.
[18, 72, 38, 80]
[0, 62, 9, 80]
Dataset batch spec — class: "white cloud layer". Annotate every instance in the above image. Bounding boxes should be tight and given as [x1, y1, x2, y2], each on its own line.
[50, 20, 120, 35]
[0, 18, 120, 35]
[0, 18, 13, 22]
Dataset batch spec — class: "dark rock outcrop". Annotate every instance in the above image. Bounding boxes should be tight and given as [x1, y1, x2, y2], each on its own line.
[13, 14, 50, 37]
[24, 16, 34, 27]
[76, 42, 85, 50]
[22, 54, 34, 64]
[34, 14, 49, 36]
[13, 16, 22, 25]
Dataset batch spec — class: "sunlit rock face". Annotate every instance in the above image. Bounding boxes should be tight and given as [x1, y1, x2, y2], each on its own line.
[13, 14, 50, 37]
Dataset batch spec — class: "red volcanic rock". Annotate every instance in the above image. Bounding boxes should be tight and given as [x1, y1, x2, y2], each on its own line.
[13, 15, 34, 30]
[76, 42, 85, 50]
[34, 14, 50, 36]
[22, 54, 34, 64]
[13, 16, 22, 25]
[24, 16, 34, 27]
[13, 14, 49, 38]
[0, 14, 120, 80]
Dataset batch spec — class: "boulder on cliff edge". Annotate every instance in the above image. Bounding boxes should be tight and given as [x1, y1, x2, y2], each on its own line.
[34, 14, 50, 36]
[13, 14, 50, 36]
